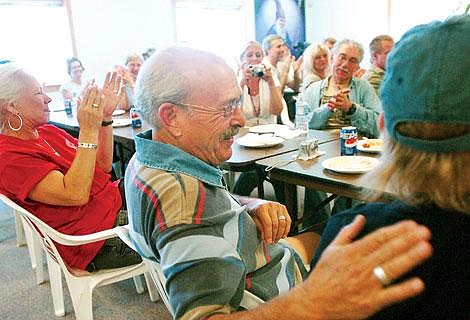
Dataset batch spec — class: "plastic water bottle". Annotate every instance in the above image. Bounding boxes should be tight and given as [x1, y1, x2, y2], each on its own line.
[295, 94, 310, 135]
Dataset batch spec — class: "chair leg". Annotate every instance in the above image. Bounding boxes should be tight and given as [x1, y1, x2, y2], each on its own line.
[144, 272, 160, 302]
[133, 275, 145, 294]
[66, 278, 94, 320]
[22, 219, 46, 284]
[15, 214, 26, 247]
[46, 255, 65, 317]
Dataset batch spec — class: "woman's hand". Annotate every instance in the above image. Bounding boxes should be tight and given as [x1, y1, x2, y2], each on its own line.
[101, 71, 124, 118]
[76, 85, 103, 133]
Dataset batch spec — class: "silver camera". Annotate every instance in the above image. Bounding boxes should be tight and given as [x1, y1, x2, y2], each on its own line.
[249, 64, 264, 77]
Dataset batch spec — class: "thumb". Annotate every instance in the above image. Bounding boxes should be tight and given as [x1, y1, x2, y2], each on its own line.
[331, 215, 365, 245]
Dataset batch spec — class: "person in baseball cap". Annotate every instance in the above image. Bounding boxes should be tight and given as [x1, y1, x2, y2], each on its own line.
[311, 14, 469, 319]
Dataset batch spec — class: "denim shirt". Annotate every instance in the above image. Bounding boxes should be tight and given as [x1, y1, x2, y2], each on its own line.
[304, 76, 382, 138]
[133, 130, 224, 188]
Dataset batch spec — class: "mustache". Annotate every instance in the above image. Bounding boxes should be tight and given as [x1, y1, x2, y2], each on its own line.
[220, 126, 240, 140]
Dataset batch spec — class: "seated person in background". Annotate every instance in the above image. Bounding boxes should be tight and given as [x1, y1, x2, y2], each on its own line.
[115, 53, 143, 111]
[323, 37, 336, 51]
[142, 47, 156, 61]
[363, 35, 395, 95]
[232, 41, 284, 200]
[312, 15, 470, 319]
[0, 65, 141, 273]
[303, 39, 381, 219]
[125, 46, 432, 320]
[301, 42, 331, 92]
[262, 34, 301, 127]
[262, 34, 302, 95]
[238, 41, 283, 126]
[60, 57, 86, 107]
[304, 39, 381, 138]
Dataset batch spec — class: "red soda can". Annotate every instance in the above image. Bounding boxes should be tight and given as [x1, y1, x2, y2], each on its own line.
[340, 126, 357, 156]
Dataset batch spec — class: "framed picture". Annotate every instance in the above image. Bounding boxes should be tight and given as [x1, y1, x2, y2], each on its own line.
[254, 0, 306, 57]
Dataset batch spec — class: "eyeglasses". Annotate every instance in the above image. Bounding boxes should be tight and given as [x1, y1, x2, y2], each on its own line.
[172, 97, 242, 118]
[337, 53, 360, 65]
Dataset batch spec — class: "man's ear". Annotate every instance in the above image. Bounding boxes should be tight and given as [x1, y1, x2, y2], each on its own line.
[158, 103, 184, 137]
[378, 112, 385, 131]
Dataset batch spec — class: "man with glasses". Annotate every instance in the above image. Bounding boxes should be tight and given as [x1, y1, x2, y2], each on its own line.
[304, 39, 381, 138]
[124, 46, 431, 320]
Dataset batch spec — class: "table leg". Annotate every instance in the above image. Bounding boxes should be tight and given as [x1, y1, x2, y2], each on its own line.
[284, 183, 298, 232]
[255, 167, 265, 199]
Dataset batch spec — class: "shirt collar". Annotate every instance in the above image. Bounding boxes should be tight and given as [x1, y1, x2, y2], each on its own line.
[134, 130, 224, 188]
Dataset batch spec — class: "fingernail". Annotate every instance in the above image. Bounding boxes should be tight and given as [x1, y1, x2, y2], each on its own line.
[417, 226, 431, 239]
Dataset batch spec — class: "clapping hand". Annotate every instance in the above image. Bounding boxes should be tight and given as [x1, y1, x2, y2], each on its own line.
[327, 88, 353, 112]
[101, 71, 124, 118]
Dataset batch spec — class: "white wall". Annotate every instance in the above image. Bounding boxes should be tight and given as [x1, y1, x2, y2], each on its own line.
[70, 0, 175, 84]
[304, 0, 465, 69]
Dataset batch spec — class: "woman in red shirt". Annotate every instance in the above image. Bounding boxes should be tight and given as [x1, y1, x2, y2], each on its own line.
[0, 64, 140, 273]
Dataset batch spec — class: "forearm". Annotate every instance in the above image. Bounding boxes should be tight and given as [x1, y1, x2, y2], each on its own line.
[208, 286, 327, 320]
[96, 118, 114, 172]
[59, 129, 100, 205]
[309, 105, 331, 129]
[287, 70, 302, 92]
[268, 84, 283, 115]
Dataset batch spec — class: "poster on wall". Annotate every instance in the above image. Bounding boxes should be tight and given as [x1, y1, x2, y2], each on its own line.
[254, 0, 306, 57]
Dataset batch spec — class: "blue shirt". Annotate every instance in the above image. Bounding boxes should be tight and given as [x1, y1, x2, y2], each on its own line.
[125, 131, 307, 319]
[304, 76, 382, 138]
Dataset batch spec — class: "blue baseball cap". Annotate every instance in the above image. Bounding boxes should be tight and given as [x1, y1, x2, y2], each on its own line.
[381, 14, 470, 152]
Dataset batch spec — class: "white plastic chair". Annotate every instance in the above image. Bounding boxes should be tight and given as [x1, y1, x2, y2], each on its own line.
[115, 226, 264, 317]
[0, 193, 157, 320]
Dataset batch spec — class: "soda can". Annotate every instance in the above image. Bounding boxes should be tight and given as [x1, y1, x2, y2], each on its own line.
[340, 126, 358, 156]
[130, 107, 142, 128]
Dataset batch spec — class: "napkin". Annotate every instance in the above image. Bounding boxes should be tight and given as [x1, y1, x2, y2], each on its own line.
[274, 126, 303, 139]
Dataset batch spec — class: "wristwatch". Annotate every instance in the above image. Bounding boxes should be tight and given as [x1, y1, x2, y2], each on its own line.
[347, 104, 357, 115]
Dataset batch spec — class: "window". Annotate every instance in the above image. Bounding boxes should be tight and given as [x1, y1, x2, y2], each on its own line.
[175, 0, 249, 71]
[0, 0, 73, 85]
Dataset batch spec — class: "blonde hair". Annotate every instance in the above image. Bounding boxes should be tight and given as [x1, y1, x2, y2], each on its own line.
[302, 43, 331, 80]
[239, 41, 263, 61]
[363, 122, 470, 214]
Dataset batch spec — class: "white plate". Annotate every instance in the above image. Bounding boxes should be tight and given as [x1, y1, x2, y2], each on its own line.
[322, 156, 379, 174]
[357, 139, 384, 153]
[237, 133, 284, 148]
[112, 118, 132, 127]
[249, 124, 287, 134]
[112, 109, 126, 116]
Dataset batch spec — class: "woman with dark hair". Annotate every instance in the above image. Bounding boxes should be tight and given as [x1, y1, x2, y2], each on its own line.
[60, 57, 86, 107]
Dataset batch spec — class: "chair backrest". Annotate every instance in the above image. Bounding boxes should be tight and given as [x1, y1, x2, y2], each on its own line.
[114, 225, 263, 317]
[0, 193, 117, 276]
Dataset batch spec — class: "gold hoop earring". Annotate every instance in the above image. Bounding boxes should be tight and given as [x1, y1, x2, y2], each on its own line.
[8, 113, 23, 132]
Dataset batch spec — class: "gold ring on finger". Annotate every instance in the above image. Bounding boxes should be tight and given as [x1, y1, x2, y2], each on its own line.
[278, 215, 286, 221]
[91, 103, 99, 108]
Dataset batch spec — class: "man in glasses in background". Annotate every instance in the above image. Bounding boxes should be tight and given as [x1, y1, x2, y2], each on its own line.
[124, 46, 432, 320]
[304, 39, 381, 139]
